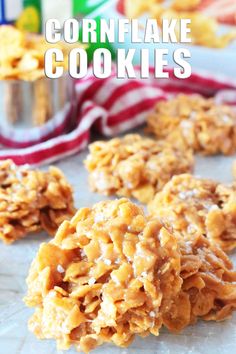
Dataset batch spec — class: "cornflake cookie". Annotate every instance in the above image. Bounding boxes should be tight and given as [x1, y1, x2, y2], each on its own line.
[24, 198, 182, 353]
[148, 174, 236, 252]
[24, 198, 236, 352]
[147, 94, 236, 155]
[84, 134, 194, 204]
[0, 160, 75, 244]
[163, 233, 236, 332]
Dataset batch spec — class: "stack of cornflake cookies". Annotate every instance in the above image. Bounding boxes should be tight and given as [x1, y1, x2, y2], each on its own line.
[3, 94, 233, 353]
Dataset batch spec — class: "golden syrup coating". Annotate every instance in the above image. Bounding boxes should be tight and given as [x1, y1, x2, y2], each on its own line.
[84, 134, 194, 204]
[0, 159, 75, 244]
[147, 94, 236, 155]
[24, 198, 182, 353]
[148, 174, 236, 252]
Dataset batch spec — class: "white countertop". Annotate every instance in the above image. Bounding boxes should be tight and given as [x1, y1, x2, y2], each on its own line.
[0, 149, 236, 354]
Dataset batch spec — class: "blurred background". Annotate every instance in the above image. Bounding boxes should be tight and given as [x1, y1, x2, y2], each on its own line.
[1, 0, 236, 74]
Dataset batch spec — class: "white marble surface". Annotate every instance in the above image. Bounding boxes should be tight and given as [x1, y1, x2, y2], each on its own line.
[0, 149, 236, 354]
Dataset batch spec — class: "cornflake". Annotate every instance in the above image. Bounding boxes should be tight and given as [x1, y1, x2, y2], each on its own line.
[148, 174, 236, 252]
[84, 134, 194, 204]
[147, 94, 236, 155]
[24, 198, 182, 353]
[0, 159, 75, 244]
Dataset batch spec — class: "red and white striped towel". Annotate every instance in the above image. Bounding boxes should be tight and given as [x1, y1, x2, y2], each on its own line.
[1, 66, 236, 166]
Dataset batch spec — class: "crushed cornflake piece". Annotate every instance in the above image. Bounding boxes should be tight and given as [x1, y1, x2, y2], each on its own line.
[0, 159, 75, 244]
[148, 174, 236, 252]
[147, 94, 236, 155]
[84, 134, 194, 204]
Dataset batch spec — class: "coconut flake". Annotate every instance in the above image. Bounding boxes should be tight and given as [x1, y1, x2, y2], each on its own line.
[57, 265, 65, 274]
[141, 271, 148, 278]
[88, 277, 96, 286]
[104, 259, 112, 266]
[149, 311, 155, 318]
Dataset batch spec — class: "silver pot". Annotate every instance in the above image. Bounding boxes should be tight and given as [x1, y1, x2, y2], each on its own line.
[0, 74, 76, 145]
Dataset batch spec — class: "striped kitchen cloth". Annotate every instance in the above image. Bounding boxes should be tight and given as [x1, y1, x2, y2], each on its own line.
[1, 66, 236, 166]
